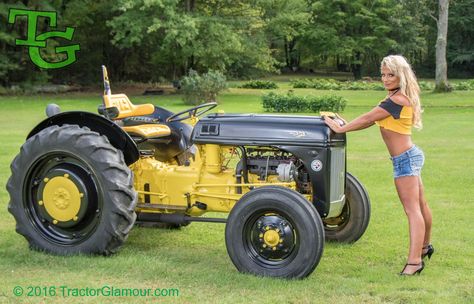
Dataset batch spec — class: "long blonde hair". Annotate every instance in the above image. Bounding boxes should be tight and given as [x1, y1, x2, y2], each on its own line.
[381, 55, 422, 129]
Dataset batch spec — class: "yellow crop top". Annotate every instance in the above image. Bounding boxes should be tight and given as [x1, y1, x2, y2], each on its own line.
[375, 97, 413, 135]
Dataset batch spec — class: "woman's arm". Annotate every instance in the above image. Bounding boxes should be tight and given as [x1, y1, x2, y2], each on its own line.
[324, 106, 390, 133]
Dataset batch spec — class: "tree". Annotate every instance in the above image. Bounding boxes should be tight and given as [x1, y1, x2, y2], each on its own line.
[305, 0, 401, 79]
[447, 0, 474, 77]
[0, 2, 21, 85]
[434, 0, 451, 92]
[259, 0, 310, 71]
[108, 0, 277, 80]
[1, 0, 59, 86]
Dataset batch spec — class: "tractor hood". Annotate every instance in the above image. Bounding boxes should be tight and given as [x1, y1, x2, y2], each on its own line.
[191, 113, 345, 147]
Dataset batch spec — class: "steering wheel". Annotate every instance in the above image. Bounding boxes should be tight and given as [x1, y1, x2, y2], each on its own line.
[166, 102, 218, 122]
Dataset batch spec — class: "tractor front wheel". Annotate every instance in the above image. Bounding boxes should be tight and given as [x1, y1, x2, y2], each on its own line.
[323, 172, 370, 243]
[7, 125, 137, 255]
[225, 186, 324, 279]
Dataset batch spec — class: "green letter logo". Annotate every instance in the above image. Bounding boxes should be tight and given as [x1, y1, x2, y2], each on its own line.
[8, 8, 80, 69]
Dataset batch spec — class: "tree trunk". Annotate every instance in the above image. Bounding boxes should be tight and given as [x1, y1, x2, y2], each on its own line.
[288, 39, 299, 71]
[351, 52, 362, 80]
[184, 0, 195, 74]
[284, 39, 290, 68]
[435, 0, 452, 92]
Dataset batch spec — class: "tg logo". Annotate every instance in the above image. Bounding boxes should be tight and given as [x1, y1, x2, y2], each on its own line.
[8, 8, 80, 69]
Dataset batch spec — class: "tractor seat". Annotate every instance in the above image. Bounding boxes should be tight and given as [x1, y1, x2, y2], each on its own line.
[102, 93, 170, 139]
[103, 93, 155, 119]
[122, 124, 171, 139]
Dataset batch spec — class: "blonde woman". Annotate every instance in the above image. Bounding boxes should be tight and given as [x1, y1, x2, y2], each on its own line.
[324, 55, 434, 275]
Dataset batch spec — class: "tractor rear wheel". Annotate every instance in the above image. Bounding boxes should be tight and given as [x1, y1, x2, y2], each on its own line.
[7, 125, 137, 255]
[323, 172, 370, 243]
[225, 186, 324, 279]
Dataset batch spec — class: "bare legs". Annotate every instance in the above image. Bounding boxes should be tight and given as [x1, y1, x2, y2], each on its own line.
[418, 179, 433, 249]
[394, 176, 432, 274]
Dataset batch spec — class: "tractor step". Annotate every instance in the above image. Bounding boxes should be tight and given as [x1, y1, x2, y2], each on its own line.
[136, 212, 226, 224]
[136, 203, 187, 211]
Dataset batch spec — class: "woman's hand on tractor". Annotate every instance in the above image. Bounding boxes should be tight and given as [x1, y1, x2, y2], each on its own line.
[324, 116, 345, 133]
[335, 113, 347, 124]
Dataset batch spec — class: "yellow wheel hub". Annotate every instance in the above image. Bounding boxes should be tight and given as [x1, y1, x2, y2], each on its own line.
[42, 175, 82, 222]
[263, 230, 280, 247]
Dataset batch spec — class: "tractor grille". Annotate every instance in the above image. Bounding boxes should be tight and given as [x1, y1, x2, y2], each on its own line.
[329, 147, 345, 202]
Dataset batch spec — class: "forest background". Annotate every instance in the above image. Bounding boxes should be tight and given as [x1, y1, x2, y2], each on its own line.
[1, 0, 472, 88]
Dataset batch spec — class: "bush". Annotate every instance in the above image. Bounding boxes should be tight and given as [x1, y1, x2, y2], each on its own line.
[291, 78, 341, 90]
[291, 78, 384, 90]
[291, 78, 474, 91]
[181, 69, 227, 105]
[262, 91, 347, 113]
[262, 91, 307, 112]
[239, 80, 278, 89]
[290, 79, 313, 88]
[418, 81, 435, 91]
[342, 81, 384, 90]
[307, 95, 347, 113]
[452, 79, 474, 90]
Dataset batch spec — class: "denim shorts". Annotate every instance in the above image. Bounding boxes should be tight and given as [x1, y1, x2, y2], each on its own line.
[390, 145, 425, 178]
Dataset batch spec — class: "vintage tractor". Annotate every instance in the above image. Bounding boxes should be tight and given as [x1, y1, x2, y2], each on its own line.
[6, 67, 370, 279]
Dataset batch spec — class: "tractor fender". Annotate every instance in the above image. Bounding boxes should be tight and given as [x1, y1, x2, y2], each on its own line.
[27, 111, 139, 165]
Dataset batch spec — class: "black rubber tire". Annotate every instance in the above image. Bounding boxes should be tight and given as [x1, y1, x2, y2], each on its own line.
[7, 125, 137, 255]
[225, 186, 324, 279]
[323, 172, 370, 243]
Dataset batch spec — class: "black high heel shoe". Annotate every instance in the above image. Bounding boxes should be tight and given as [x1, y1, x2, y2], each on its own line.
[399, 261, 425, 276]
[422, 244, 435, 260]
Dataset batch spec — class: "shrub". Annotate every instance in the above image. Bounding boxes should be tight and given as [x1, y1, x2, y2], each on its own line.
[307, 95, 347, 113]
[262, 91, 307, 112]
[262, 91, 347, 113]
[239, 80, 278, 89]
[452, 80, 474, 90]
[181, 69, 227, 105]
[342, 81, 384, 90]
[291, 78, 341, 90]
[310, 79, 342, 90]
[418, 81, 435, 91]
[290, 79, 313, 88]
[291, 78, 384, 90]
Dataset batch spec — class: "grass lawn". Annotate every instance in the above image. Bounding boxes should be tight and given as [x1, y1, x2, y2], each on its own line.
[0, 85, 473, 303]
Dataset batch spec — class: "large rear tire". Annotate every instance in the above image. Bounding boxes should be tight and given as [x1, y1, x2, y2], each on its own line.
[323, 172, 370, 243]
[7, 125, 137, 255]
[225, 186, 324, 279]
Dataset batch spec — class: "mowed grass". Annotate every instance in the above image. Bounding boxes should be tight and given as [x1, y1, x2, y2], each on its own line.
[0, 86, 473, 304]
